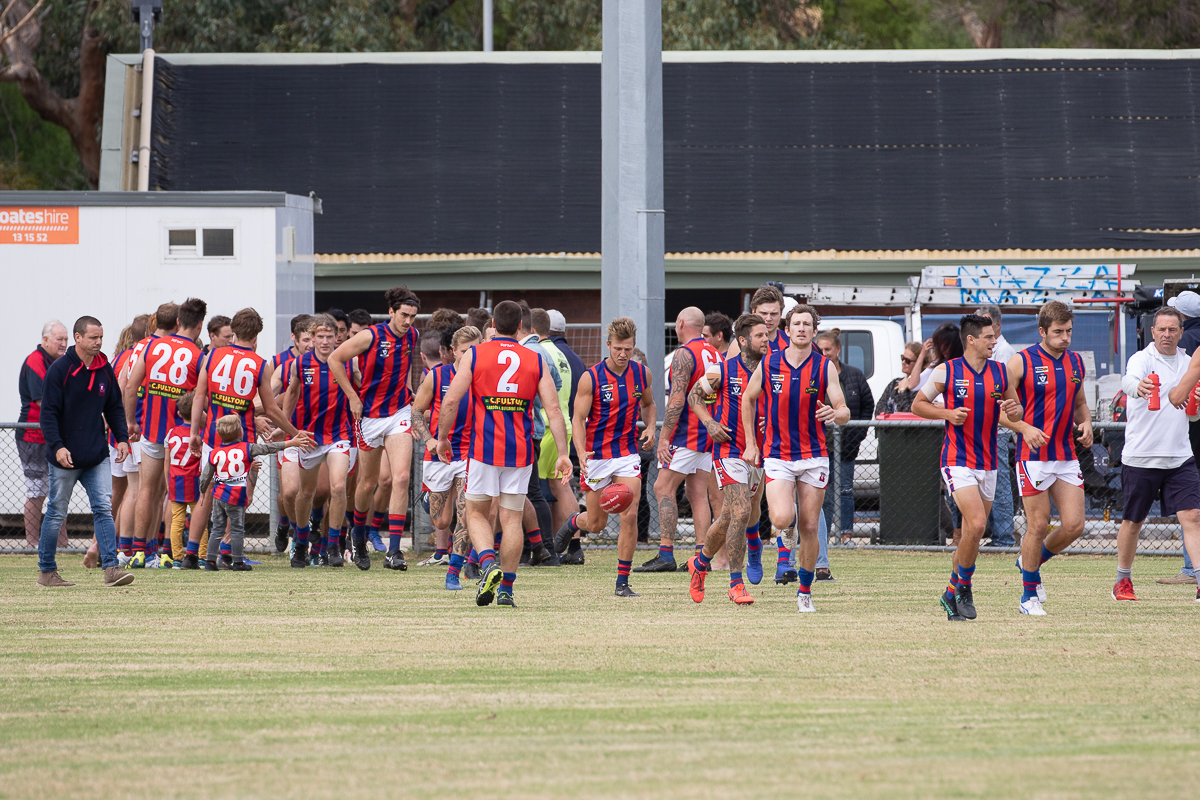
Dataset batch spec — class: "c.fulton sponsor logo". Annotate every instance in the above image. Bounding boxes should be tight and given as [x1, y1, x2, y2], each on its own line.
[482, 395, 530, 412]
[147, 380, 185, 398]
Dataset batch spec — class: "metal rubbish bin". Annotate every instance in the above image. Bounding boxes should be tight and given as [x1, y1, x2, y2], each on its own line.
[876, 414, 943, 545]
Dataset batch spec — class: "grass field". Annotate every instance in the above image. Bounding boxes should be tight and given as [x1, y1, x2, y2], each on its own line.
[4, 549, 1200, 799]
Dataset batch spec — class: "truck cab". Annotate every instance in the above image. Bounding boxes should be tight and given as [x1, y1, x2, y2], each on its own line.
[816, 318, 907, 405]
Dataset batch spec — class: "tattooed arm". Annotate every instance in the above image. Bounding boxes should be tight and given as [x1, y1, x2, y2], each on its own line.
[687, 372, 729, 444]
[409, 369, 438, 456]
[657, 348, 694, 464]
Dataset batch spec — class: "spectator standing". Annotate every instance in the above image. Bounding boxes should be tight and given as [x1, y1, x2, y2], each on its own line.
[517, 303, 563, 565]
[876, 341, 923, 415]
[534, 308, 577, 535]
[815, 330, 874, 547]
[1159, 290, 1200, 584]
[977, 304, 1017, 548]
[1115, 308, 1200, 601]
[546, 309, 587, 417]
[18, 320, 69, 548]
[36, 317, 134, 588]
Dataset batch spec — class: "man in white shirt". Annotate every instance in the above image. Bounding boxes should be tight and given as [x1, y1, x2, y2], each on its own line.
[1115, 307, 1200, 602]
[977, 304, 1017, 548]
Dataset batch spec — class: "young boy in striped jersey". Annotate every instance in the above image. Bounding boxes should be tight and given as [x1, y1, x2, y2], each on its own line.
[199, 415, 307, 572]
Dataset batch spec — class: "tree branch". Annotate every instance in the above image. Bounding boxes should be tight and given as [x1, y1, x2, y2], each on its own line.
[0, 0, 43, 51]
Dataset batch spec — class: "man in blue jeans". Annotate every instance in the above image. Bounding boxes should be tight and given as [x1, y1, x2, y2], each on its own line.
[36, 316, 134, 588]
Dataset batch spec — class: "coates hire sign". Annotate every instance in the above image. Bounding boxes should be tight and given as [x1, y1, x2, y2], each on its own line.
[0, 207, 78, 244]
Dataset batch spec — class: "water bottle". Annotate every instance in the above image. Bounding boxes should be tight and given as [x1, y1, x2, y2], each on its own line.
[1148, 373, 1160, 411]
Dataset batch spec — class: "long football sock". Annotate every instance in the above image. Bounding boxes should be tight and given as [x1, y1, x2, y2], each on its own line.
[746, 523, 762, 557]
[944, 567, 960, 603]
[500, 572, 516, 595]
[327, 527, 340, 552]
[1041, 544, 1056, 565]
[493, 530, 503, 551]
[447, 553, 465, 578]
[351, 510, 368, 544]
[659, 543, 674, 562]
[775, 536, 790, 565]
[730, 571, 744, 587]
[186, 539, 199, 556]
[797, 568, 814, 595]
[467, 547, 479, 566]
[1021, 568, 1041, 602]
[311, 507, 324, 530]
[616, 559, 631, 587]
[958, 563, 976, 588]
[388, 514, 406, 552]
[119, 536, 132, 555]
[435, 547, 448, 559]
[525, 523, 543, 548]
[478, 548, 497, 569]
[278, 512, 289, 530]
[694, 551, 712, 572]
[132, 538, 146, 555]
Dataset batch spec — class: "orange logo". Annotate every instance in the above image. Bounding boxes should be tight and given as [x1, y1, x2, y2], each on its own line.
[0, 207, 78, 244]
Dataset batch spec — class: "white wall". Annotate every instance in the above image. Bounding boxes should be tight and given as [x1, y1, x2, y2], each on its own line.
[1, 204, 284, 422]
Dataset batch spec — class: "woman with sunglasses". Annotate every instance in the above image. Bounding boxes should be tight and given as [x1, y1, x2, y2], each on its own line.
[876, 341, 925, 415]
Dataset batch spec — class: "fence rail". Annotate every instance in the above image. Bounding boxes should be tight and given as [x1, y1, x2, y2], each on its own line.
[0, 420, 1189, 559]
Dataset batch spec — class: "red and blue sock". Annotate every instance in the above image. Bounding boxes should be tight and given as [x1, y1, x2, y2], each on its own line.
[746, 523, 762, 557]
[297, 525, 311, 549]
[797, 568, 814, 595]
[219, 541, 231, 559]
[132, 538, 146, 555]
[278, 512, 289, 529]
[467, 547, 479, 566]
[119, 536, 132, 555]
[327, 527, 340, 551]
[186, 540, 199, 556]
[351, 510, 367, 543]
[1021, 568, 1041, 602]
[435, 547, 448, 559]
[658, 543, 673, 561]
[525, 524, 542, 547]
[944, 567, 960, 602]
[311, 507, 324, 529]
[775, 536, 790, 564]
[958, 563, 976, 588]
[388, 514, 405, 552]
[493, 530, 503, 550]
[616, 559, 631, 586]
[1040, 544, 1056, 565]
[477, 548, 497, 569]
[694, 551, 712, 572]
[730, 571, 743, 587]
[448, 553, 465, 578]
[500, 572, 516, 595]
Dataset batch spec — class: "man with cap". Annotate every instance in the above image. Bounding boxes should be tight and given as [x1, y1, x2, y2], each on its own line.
[1159, 290, 1200, 585]
[546, 310, 587, 419]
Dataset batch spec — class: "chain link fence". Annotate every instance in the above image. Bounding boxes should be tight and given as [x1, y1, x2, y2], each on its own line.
[2, 419, 1190, 559]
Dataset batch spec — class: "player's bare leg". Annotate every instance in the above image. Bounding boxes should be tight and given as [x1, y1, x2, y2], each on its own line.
[943, 487, 992, 620]
[1019, 481, 1085, 611]
[464, 496, 508, 605]
[443, 478, 470, 590]
[381, 432, 413, 569]
[690, 480, 760, 604]
[351, 446, 384, 559]
[765, 479, 799, 585]
[277, 458, 301, 553]
[321, 452, 350, 567]
[642, 467, 686, 571]
[794, 481, 826, 599]
[293, 465, 322, 568]
[549, 477, 575, 534]
[130, 453, 168, 565]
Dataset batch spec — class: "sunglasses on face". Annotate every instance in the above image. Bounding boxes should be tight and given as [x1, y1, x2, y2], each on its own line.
[900, 355, 916, 365]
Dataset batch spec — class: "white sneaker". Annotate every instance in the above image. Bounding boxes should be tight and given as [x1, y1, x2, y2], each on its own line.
[797, 592, 816, 613]
[418, 553, 449, 567]
[144, 554, 162, 569]
[117, 553, 131, 567]
[1020, 597, 1047, 616]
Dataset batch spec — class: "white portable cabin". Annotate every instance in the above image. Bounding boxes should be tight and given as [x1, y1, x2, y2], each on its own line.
[0, 191, 316, 423]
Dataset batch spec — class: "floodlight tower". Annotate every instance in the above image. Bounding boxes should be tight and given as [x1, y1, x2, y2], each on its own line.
[601, 0, 665, 397]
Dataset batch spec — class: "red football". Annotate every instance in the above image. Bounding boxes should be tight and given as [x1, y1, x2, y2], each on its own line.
[599, 483, 634, 513]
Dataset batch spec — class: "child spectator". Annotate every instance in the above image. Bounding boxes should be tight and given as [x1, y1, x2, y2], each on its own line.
[167, 392, 208, 567]
[199, 415, 303, 571]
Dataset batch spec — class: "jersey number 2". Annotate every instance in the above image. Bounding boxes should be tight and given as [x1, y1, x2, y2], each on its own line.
[497, 350, 521, 393]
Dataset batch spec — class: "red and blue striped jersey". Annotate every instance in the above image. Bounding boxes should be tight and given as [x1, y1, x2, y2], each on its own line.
[712, 355, 761, 460]
[138, 334, 202, 444]
[427, 364, 471, 463]
[358, 322, 418, 419]
[761, 350, 831, 460]
[201, 345, 267, 447]
[126, 335, 157, 427]
[294, 352, 354, 445]
[584, 360, 649, 460]
[768, 329, 789, 353]
[166, 424, 201, 503]
[208, 441, 252, 506]
[109, 348, 134, 448]
[272, 347, 301, 394]
[468, 338, 543, 467]
[668, 338, 722, 450]
[1015, 345, 1084, 462]
[940, 357, 1009, 470]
